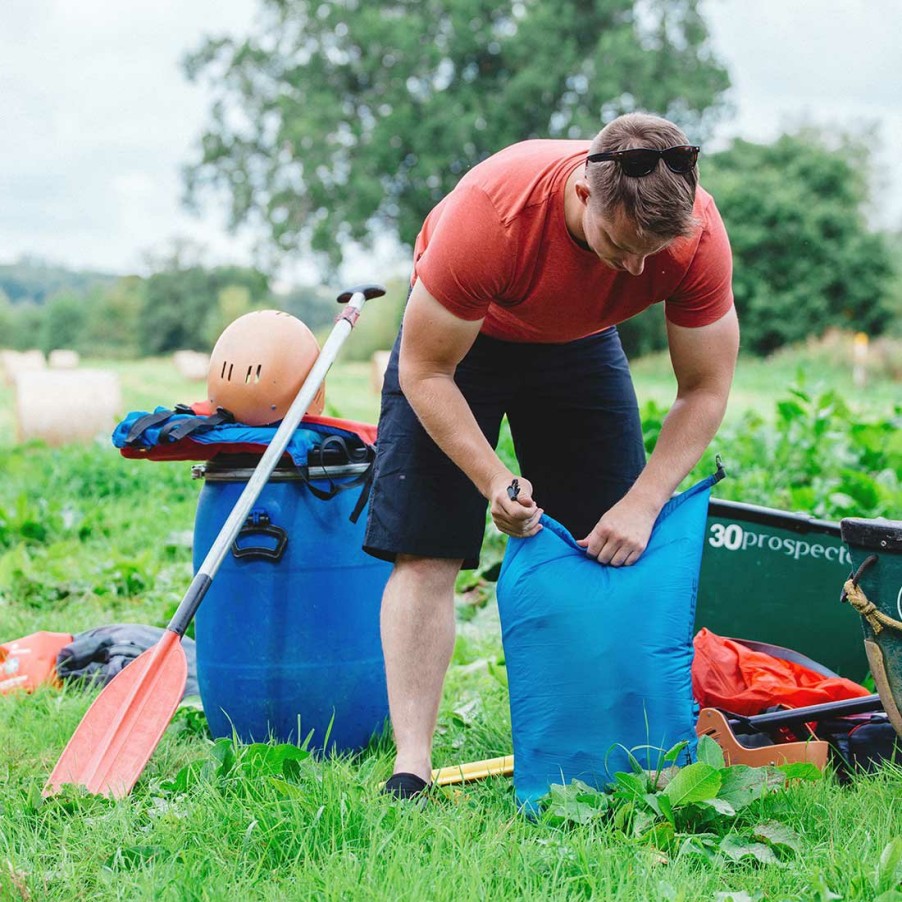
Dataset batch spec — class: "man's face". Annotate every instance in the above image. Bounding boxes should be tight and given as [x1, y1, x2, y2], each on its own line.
[583, 207, 671, 276]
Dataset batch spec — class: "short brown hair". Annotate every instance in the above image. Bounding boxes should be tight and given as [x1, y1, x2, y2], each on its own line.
[587, 113, 698, 241]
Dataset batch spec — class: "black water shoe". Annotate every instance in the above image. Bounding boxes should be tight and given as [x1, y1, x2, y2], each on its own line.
[381, 772, 431, 800]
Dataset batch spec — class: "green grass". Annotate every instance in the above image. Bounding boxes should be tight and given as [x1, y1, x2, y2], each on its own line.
[630, 345, 900, 427]
[1, 348, 901, 900]
[3, 678, 902, 899]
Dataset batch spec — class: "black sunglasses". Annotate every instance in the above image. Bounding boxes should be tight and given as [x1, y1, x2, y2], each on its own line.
[586, 145, 700, 177]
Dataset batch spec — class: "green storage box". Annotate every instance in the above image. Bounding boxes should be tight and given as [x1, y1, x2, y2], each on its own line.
[696, 500, 868, 680]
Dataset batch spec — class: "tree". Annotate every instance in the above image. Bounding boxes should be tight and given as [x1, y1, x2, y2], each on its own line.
[184, 0, 729, 268]
[39, 292, 87, 354]
[0, 289, 13, 346]
[5, 301, 43, 351]
[702, 132, 895, 355]
[81, 277, 146, 358]
[138, 259, 271, 355]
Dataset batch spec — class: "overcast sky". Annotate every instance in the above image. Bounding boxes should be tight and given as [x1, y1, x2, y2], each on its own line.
[1, 0, 900, 282]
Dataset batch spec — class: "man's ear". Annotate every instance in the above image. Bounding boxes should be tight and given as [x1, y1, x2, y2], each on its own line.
[574, 178, 591, 206]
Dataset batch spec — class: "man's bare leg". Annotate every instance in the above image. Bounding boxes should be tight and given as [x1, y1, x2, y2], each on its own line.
[380, 554, 461, 781]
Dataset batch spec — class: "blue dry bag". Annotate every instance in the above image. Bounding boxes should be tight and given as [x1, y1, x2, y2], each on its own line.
[497, 472, 721, 811]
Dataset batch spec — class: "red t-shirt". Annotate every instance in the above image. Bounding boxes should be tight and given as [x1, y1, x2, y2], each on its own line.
[412, 139, 733, 343]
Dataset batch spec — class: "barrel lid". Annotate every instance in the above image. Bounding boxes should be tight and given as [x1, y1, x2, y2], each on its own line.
[840, 517, 902, 553]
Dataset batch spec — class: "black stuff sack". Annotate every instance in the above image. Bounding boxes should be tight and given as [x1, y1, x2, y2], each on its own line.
[56, 624, 199, 699]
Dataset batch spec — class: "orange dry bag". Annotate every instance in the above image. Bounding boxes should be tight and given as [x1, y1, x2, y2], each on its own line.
[691, 627, 871, 716]
[0, 631, 73, 695]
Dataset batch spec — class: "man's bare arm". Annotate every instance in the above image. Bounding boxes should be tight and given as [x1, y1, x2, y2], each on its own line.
[578, 306, 740, 565]
[399, 279, 543, 536]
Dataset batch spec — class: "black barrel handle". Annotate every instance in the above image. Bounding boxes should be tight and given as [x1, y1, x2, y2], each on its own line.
[231, 513, 288, 562]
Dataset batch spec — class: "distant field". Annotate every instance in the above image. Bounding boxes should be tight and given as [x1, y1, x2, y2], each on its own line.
[2, 335, 898, 449]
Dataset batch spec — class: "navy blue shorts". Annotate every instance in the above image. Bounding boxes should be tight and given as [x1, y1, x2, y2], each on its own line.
[363, 327, 646, 570]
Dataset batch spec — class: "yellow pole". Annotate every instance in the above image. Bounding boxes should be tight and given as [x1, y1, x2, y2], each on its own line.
[431, 755, 514, 786]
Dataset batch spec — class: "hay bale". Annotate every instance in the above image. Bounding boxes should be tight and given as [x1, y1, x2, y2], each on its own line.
[15, 369, 122, 446]
[371, 350, 392, 394]
[49, 349, 81, 369]
[173, 350, 210, 381]
[1, 349, 46, 386]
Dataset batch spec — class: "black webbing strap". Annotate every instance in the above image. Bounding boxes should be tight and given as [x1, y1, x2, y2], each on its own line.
[124, 409, 178, 445]
[158, 408, 234, 442]
[304, 435, 375, 523]
[124, 405, 235, 446]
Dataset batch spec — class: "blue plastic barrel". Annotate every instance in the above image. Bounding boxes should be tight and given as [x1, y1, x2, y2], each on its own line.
[193, 458, 392, 752]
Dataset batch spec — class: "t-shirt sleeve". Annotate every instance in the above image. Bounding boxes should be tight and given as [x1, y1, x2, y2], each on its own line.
[413, 184, 515, 321]
[664, 196, 734, 328]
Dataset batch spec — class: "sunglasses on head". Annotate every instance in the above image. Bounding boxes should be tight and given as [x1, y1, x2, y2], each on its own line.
[586, 145, 700, 177]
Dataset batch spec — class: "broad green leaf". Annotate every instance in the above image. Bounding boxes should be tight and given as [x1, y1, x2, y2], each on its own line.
[612, 800, 636, 832]
[753, 821, 802, 857]
[877, 838, 902, 893]
[266, 776, 305, 800]
[718, 835, 780, 866]
[717, 765, 770, 810]
[629, 809, 656, 839]
[211, 738, 236, 777]
[695, 797, 736, 818]
[487, 659, 508, 688]
[806, 873, 843, 901]
[567, 780, 609, 811]
[658, 792, 675, 826]
[614, 771, 650, 802]
[696, 735, 725, 769]
[661, 763, 722, 806]
[242, 743, 310, 778]
[160, 759, 210, 794]
[678, 834, 719, 863]
[637, 820, 676, 850]
[777, 762, 823, 782]
[777, 400, 806, 422]
[663, 740, 690, 763]
[544, 783, 603, 826]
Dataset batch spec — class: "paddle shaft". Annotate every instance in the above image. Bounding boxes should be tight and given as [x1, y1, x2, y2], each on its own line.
[736, 693, 883, 732]
[168, 290, 372, 638]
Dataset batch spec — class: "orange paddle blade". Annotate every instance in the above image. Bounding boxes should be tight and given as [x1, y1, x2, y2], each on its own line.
[44, 630, 188, 799]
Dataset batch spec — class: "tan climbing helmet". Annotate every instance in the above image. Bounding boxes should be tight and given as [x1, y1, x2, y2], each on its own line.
[207, 310, 325, 426]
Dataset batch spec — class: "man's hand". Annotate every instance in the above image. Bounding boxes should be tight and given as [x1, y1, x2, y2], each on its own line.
[576, 492, 660, 566]
[488, 474, 543, 538]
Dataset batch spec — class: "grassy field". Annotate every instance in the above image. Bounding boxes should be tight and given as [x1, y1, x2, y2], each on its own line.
[0, 330, 898, 441]
[1, 345, 900, 900]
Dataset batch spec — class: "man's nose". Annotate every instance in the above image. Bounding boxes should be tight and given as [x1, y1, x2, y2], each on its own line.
[622, 254, 647, 276]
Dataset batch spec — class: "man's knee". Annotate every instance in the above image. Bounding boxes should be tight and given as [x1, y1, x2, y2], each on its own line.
[391, 554, 463, 592]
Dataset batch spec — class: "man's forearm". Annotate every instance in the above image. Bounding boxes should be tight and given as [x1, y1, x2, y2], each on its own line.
[628, 389, 728, 510]
[400, 371, 508, 498]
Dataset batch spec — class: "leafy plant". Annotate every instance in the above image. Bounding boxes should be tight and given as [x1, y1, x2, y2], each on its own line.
[159, 736, 313, 798]
[539, 734, 819, 866]
[670, 379, 901, 520]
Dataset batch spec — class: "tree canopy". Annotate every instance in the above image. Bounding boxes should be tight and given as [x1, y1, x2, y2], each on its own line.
[184, 0, 730, 267]
[702, 132, 895, 355]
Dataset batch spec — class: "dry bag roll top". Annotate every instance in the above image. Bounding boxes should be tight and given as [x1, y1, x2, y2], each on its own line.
[498, 472, 721, 812]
